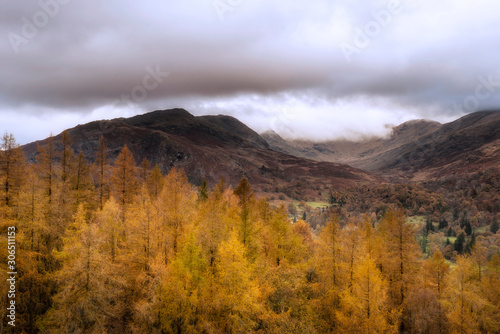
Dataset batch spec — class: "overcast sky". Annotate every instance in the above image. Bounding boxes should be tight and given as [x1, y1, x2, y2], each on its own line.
[2, 0, 500, 144]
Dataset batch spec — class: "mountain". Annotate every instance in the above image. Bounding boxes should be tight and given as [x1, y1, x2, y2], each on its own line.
[22, 108, 379, 199]
[377, 110, 500, 180]
[262, 120, 442, 167]
[263, 111, 500, 180]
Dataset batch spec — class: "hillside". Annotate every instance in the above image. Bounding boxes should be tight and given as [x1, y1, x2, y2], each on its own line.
[22, 108, 379, 199]
[262, 119, 442, 167]
[263, 111, 500, 180]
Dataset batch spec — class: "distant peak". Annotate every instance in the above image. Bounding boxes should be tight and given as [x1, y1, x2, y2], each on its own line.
[395, 119, 441, 128]
[261, 130, 282, 138]
[148, 108, 194, 117]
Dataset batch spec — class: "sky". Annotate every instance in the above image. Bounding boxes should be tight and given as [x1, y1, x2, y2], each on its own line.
[1, 0, 500, 144]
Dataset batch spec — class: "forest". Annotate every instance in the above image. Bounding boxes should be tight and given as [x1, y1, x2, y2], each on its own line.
[0, 132, 499, 333]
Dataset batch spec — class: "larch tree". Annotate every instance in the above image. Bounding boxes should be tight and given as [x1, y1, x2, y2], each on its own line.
[60, 130, 73, 184]
[481, 253, 500, 332]
[72, 151, 94, 208]
[36, 134, 57, 222]
[266, 204, 305, 267]
[444, 255, 487, 334]
[315, 213, 342, 330]
[425, 250, 449, 303]
[406, 249, 449, 334]
[292, 219, 315, 255]
[96, 136, 110, 210]
[139, 158, 151, 186]
[341, 223, 362, 291]
[336, 255, 398, 334]
[111, 145, 138, 222]
[18, 165, 43, 252]
[0, 132, 25, 214]
[470, 244, 498, 332]
[12, 165, 53, 333]
[196, 183, 232, 271]
[195, 180, 240, 321]
[156, 167, 196, 261]
[147, 164, 164, 199]
[378, 207, 420, 330]
[57, 131, 76, 226]
[234, 177, 257, 257]
[39, 204, 124, 333]
[125, 186, 156, 272]
[158, 232, 207, 333]
[97, 197, 123, 262]
[214, 232, 261, 332]
[35, 134, 66, 255]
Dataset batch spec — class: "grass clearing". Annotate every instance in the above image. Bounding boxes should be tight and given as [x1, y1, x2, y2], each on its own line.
[407, 216, 426, 227]
[306, 201, 330, 209]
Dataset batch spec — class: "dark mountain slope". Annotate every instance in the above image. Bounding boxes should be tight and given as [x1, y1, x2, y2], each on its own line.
[263, 111, 500, 180]
[262, 119, 442, 167]
[22, 109, 379, 198]
[377, 110, 500, 179]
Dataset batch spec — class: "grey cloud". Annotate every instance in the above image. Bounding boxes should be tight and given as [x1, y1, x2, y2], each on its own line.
[1, 0, 500, 142]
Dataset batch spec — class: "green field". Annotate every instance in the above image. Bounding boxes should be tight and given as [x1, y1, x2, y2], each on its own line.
[306, 201, 330, 209]
[406, 216, 427, 227]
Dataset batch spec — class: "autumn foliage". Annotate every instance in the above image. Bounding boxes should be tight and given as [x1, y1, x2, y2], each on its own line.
[0, 133, 499, 333]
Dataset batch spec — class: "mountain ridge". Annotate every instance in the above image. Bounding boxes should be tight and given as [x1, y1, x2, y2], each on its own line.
[21, 108, 380, 200]
[263, 110, 500, 180]
[21, 109, 500, 195]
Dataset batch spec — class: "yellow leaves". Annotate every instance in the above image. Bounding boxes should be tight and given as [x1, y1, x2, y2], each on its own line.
[195, 185, 235, 268]
[261, 204, 307, 268]
[316, 215, 341, 289]
[174, 232, 207, 289]
[111, 145, 138, 210]
[43, 203, 126, 333]
[378, 208, 421, 307]
[97, 197, 123, 261]
[157, 167, 197, 256]
[216, 232, 261, 325]
[444, 255, 487, 334]
[336, 255, 396, 334]
[217, 232, 251, 294]
[423, 249, 449, 295]
[5, 150, 497, 334]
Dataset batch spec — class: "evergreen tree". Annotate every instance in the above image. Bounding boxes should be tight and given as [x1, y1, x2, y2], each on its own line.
[464, 221, 472, 236]
[454, 232, 466, 254]
[490, 220, 499, 234]
[438, 218, 448, 230]
[465, 233, 476, 254]
[197, 178, 209, 202]
[425, 218, 434, 233]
